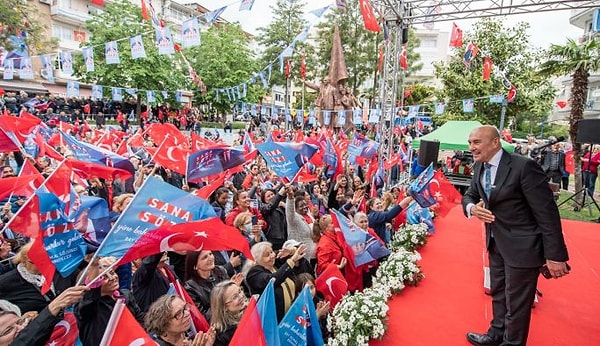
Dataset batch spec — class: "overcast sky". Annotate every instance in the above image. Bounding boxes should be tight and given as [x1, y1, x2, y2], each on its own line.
[196, 0, 584, 50]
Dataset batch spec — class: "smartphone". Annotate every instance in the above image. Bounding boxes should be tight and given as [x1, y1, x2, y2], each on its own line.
[540, 262, 571, 279]
[251, 215, 258, 226]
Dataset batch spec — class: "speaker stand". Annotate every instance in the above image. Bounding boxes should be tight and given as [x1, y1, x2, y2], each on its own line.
[558, 188, 600, 220]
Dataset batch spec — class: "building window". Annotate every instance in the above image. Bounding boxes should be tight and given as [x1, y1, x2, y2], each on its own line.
[420, 39, 437, 48]
[275, 94, 283, 102]
[52, 24, 74, 41]
[168, 8, 190, 22]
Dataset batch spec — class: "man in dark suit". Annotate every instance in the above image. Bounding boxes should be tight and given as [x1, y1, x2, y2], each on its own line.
[541, 142, 567, 185]
[462, 125, 569, 346]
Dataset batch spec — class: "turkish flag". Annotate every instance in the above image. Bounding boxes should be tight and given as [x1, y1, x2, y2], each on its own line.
[315, 263, 348, 308]
[46, 310, 80, 346]
[295, 165, 318, 183]
[449, 23, 463, 47]
[507, 85, 517, 103]
[145, 122, 189, 149]
[69, 159, 133, 181]
[483, 57, 493, 81]
[556, 101, 567, 109]
[399, 44, 408, 70]
[118, 217, 253, 265]
[428, 170, 462, 217]
[358, 0, 381, 32]
[565, 150, 574, 174]
[153, 137, 190, 175]
[140, 0, 150, 20]
[285, 58, 291, 79]
[100, 300, 157, 346]
[300, 55, 306, 79]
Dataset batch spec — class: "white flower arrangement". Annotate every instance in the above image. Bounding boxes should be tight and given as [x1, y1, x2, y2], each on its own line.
[327, 286, 390, 346]
[389, 222, 429, 252]
[374, 248, 424, 292]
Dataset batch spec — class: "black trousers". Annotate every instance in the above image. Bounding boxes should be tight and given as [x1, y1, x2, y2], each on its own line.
[487, 239, 540, 346]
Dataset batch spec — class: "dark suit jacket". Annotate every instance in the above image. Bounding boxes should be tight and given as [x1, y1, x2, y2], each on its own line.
[541, 150, 567, 176]
[462, 150, 569, 268]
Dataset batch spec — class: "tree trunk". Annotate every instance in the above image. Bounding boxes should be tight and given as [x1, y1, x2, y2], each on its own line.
[570, 67, 588, 208]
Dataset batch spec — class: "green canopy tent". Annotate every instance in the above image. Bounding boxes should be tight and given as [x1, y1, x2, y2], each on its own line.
[412, 121, 514, 152]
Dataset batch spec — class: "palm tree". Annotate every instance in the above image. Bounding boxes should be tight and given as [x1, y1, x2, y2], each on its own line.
[538, 38, 600, 207]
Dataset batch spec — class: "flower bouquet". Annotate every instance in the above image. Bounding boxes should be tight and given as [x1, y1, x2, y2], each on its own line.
[327, 286, 390, 346]
[389, 222, 429, 252]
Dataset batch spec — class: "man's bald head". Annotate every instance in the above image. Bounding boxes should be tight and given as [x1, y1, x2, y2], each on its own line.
[468, 125, 502, 162]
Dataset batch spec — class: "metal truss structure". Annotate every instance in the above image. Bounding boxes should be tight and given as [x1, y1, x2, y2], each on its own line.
[374, 0, 599, 162]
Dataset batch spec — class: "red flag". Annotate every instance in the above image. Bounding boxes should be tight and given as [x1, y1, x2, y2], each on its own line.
[118, 217, 253, 265]
[315, 263, 348, 308]
[428, 170, 462, 217]
[399, 44, 408, 70]
[295, 165, 318, 183]
[172, 279, 211, 332]
[152, 137, 190, 175]
[46, 310, 80, 346]
[565, 150, 574, 174]
[507, 85, 517, 103]
[483, 57, 493, 81]
[384, 153, 401, 170]
[285, 59, 291, 79]
[191, 131, 218, 151]
[230, 296, 267, 346]
[300, 54, 306, 79]
[193, 171, 227, 199]
[358, 0, 381, 32]
[69, 159, 133, 181]
[140, 0, 150, 20]
[30, 236, 55, 294]
[0, 127, 20, 153]
[145, 123, 189, 149]
[377, 46, 384, 72]
[449, 23, 463, 47]
[90, 0, 105, 6]
[100, 300, 157, 346]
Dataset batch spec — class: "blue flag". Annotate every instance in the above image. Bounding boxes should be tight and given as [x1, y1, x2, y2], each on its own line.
[37, 191, 87, 277]
[61, 51, 74, 75]
[239, 0, 255, 11]
[83, 47, 94, 72]
[186, 147, 246, 183]
[278, 285, 323, 346]
[97, 176, 216, 258]
[72, 195, 112, 243]
[409, 163, 436, 208]
[156, 27, 175, 55]
[406, 202, 435, 233]
[181, 17, 201, 48]
[130, 34, 146, 59]
[91, 84, 103, 100]
[205, 6, 226, 24]
[60, 131, 135, 175]
[257, 279, 281, 346]
[256, 141, 318, 182]
[330, 209, 390, 267]
[347, 131, 379, 163]
[105, 41, 120, 64]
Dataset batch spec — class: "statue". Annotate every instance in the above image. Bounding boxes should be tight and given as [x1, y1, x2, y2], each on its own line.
[302, 25, 349, 132]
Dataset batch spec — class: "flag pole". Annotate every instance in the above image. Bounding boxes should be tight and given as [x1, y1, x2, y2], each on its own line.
[75, 175, 155, 286]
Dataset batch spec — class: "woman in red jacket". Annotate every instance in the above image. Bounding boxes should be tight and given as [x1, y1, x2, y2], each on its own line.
[314, 214, 370, 292]
[224, 190, 267, 231]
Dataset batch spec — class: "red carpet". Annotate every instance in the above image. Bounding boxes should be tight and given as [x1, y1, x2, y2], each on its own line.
[372, 206, 600, 345]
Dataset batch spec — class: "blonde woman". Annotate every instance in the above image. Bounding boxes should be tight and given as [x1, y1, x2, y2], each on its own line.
[210, 281, 247, 346]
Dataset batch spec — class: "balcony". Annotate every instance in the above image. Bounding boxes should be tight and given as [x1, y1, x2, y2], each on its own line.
[51, 4, 92, 26]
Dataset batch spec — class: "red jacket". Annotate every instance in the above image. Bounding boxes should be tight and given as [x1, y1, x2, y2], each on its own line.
[224, 207, 267, 231]
[316, 231, 364, 292]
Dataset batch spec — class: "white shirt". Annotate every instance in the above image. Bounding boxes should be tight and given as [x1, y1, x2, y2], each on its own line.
[467, 149, 503, 217]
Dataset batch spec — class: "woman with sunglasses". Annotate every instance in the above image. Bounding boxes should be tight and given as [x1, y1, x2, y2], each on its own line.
[0, 285, 87, 345]
[146, 294, 216, 346]
[75, 256, 144, 346]
[210, 281, 247, 346]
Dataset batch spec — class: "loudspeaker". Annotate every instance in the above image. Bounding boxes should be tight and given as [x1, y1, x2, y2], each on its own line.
[577, 119, 600, 144]
[418, 140, 440, 167]
[402, 28, 409, 44]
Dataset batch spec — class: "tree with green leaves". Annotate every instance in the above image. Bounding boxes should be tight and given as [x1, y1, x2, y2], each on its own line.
[256, 0, 311, 88]
[188, 24, 261, 114]
[74, 0, 188, 112]
[538, 38, 600, 207]
[0, 0, 54, 54]
[434, 19, 555, 128]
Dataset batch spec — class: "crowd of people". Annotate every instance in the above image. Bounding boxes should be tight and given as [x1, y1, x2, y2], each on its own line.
[0, 96, 417, 345]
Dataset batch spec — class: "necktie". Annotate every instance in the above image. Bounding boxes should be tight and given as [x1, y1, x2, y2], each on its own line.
[484, 163, 492, 198]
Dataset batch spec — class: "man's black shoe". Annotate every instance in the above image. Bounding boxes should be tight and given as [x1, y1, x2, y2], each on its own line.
[466, 332, 501, 346]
